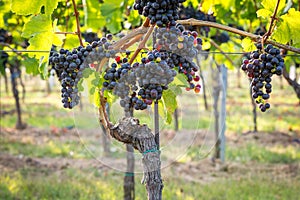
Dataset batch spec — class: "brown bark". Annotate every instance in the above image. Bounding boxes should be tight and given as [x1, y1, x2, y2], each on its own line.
[10, 63, 26, 130]
[109, 117, 163, 200]
[124, 110, 135, 200]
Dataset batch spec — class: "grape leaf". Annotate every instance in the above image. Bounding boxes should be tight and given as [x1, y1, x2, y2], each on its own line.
[103, 90, 118, 106]
[85, 0, 106, 31]
[241, 38, 256, 52]
[256, 9, 273, 19]
[99, 0, 124, 33]
[11, 0, 58, 15]
[172, 73, 189, 88]
[272, 8, 300, 45]
[257, 0, 286, 19]
[22, 15, 63, 76]
[162, 89, 178, 124]
[22, 57, 39, 76]
[201, 0, 215, 13]
[127, 9, 141, 27]
[22, 15, 52, 38]
[94, 89, 101, 108]
[64, 34, 81, 50]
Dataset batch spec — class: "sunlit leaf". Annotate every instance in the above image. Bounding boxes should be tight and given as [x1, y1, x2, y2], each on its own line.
[11, 0, 58, 15]
[241, 38, 256, 52]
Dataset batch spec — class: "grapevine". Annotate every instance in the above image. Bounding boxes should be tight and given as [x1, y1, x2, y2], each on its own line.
[241, 44, 284, 112]
[49, 35, 116, 109]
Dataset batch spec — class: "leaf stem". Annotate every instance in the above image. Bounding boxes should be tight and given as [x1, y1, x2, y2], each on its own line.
[71, 0, 84, 47]
[263, 0, 281, 43]
[177, 19, 300, 54]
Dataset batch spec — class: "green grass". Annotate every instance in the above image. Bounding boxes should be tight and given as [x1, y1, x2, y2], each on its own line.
[0, 139, 94, 159]
[1, 70, 299, 133]
[227, 142, 300, 164]
[184, 142, 300, 164]
[1, 167, 299, 200]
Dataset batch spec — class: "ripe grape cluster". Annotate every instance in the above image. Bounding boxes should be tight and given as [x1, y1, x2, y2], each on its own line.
[49, 35, 116, 109]
[133, 0, 186, 27]
[241, 44, 284, 112]
[155, 24, 201, 61]
[155, 24, 202, 92]
[103, 50, 177, 111]
[134, 50, 177, 106]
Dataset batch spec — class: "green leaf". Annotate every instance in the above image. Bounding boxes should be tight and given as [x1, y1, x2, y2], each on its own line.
[11, 0, 58, 15]
[241, 38, 256, 52]
[261, 0, 286, 15]
[94, 89, 101, 108]
[22, 15, 52, 38]
[271, 8, 300, 45]
[161, 89, 178, 124]
[22, 57, 39, 76]
[85, 0, 106, 31]
[63, 34, 80, 49]
[100, 0, 124, 33]
[22, 14, 63, 77]
[103, 90, 118, 106]
[271, 20, 290, 44]
[168, 85, 182, 96]
[172, 73, 189, 88]
[127, 10, 141, 27]
[82, 67, 94, 78]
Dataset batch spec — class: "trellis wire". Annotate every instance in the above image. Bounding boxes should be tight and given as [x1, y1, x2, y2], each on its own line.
[1, 49, 299, 56]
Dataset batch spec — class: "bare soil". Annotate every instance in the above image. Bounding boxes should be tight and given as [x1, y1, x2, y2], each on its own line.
[0, 126, 299, 184]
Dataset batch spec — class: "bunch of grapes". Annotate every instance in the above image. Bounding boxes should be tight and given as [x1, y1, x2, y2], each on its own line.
[49, 35, 116, 109]
[167, 53, 201, 93]
[133, 0, 186, 27]
[155, 24, 202, 61]
[103, 50, 178, 111]
[154, 24, 202, 92]
[134, 50, 177, 105]
[241, 44, 284, 112]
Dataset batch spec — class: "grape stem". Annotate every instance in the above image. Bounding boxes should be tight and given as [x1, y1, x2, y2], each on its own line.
[99, 90, 113, 134]
[71, 0, 84, 47]
[262, 0, 281, 43]
[112, 27, 149, 50]
[129, 25, 155, 64]
[177, 19, 300, 54]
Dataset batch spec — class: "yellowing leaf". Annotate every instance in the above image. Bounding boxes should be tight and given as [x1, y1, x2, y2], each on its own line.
[202, 39, 211, 50]
[256, 9, 273, 18]
[201, 0, 216, 13]
[261, 0, 286, 15]
[11, 0, 58, 15]
[241, 38, 256, 52]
